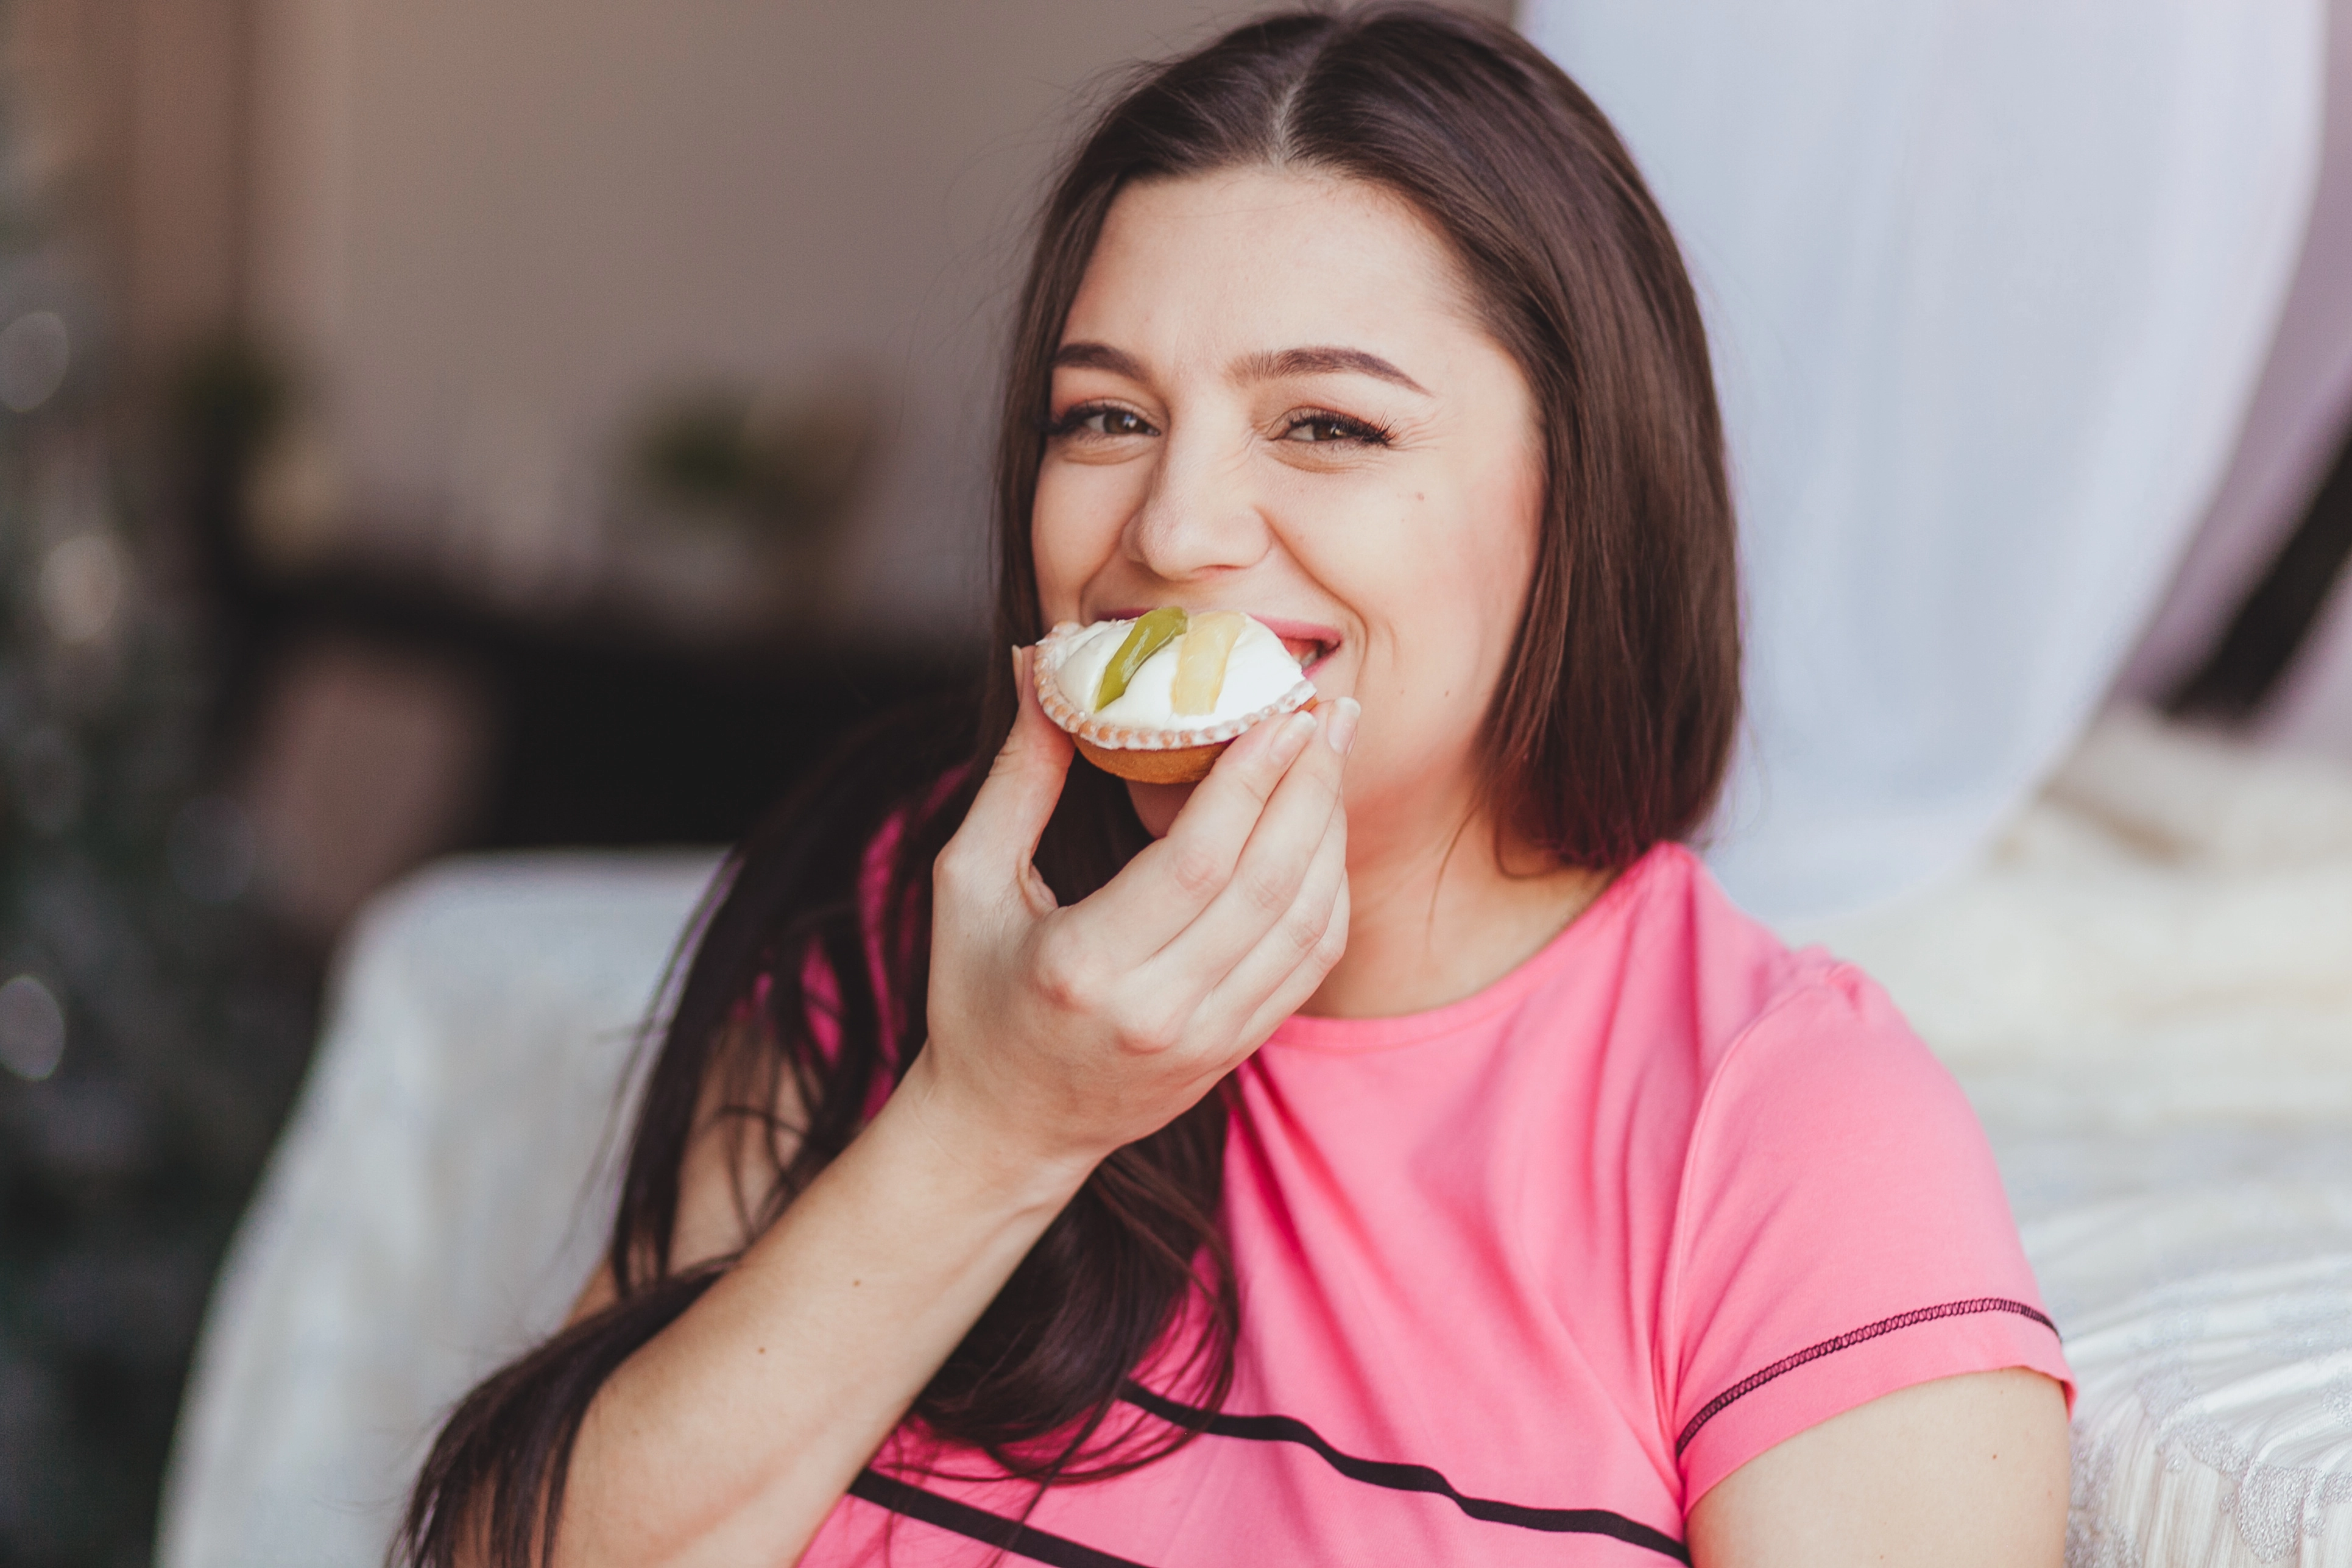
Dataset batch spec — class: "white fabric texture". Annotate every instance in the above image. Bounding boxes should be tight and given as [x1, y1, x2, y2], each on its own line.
[1520, 1, 2325, 922]
[155, 852, 721, 1568]
[157, 718, 2352, 1567]
[2027, 1150, 2352, 1567]
[1790, 711, 2352, 1134]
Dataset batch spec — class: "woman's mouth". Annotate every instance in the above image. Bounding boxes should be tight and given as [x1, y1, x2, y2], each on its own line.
[1101, 609, 1341, 678]
[1251, 618, 1342, 679]
[1282, 637, 1335, 676]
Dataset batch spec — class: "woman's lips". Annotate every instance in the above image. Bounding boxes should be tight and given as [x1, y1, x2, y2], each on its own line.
[1100, 608, 1342, 679]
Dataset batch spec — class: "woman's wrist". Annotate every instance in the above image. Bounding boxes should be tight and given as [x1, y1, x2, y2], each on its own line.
[869, 1047, 1104, 1220]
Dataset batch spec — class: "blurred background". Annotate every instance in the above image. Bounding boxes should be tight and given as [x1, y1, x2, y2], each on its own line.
[2, 0, 2351, 1563]
[0, 2, 1495, 1561]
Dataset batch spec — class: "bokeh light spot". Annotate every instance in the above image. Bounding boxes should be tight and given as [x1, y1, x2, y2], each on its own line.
[38, 532, 124, 645]
[0, 310, 70, 412]
[0, 973, 66, 1081]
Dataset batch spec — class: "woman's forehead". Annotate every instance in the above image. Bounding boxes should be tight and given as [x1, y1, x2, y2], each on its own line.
[1064, 169, 1480, 367]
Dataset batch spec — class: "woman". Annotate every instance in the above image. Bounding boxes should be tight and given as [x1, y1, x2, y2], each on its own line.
[404, 8, 2071, 1564]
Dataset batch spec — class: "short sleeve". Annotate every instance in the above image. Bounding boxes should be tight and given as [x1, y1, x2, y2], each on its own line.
[1664, 962, 2073, 1505]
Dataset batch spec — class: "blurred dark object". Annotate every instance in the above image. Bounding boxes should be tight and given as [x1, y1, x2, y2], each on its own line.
[167, 335, 290, 498]
[211, 579, 973, 925]
[2169, 412, 2352, 720]
[237, 637, 493, 936]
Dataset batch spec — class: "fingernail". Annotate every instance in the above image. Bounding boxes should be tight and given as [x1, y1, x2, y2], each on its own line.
[1323, 697, 1360, 756]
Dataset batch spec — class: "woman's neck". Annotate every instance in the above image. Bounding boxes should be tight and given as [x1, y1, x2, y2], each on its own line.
[1302, 804, 1610, 1020]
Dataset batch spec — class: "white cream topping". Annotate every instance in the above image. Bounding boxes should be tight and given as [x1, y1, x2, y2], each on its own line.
[1054, 614, 1306, 730]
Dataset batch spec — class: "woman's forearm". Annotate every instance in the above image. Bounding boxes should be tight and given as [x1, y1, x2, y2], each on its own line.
[554, 1053, 1093, 1568]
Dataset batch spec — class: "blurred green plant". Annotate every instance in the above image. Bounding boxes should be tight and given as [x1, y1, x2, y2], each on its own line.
[629, 380, 873, 543]
[166, 333, 292, 480]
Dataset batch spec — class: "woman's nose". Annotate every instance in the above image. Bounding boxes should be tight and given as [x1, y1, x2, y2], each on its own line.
[1123, 425, 1271, 581]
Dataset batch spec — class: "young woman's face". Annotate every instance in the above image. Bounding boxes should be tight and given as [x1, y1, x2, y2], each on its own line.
[1033, 168, 1544, 844]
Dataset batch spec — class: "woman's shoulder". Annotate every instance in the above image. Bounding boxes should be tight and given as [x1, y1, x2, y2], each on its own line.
[1575, 842, 1986, 1187]
[1596, 852, 2067, 1503]
[1594, 841, 1918, 1079]
[1591, 841, 2011, 1201]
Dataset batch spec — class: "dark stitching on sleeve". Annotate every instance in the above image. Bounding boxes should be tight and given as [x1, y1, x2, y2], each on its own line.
[1675, 1296, 2060, 1457]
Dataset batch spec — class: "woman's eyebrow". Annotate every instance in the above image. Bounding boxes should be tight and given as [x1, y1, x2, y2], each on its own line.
[1052, 341, 1146, 378]
[1234, 345, 1430, 395]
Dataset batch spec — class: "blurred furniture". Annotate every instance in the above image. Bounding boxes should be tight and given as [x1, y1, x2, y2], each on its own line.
[174, 321, 980, 942]
[158, 713, 2352, 1567]
[157, 849, 719, 1567]
[207, 563, 978, 850]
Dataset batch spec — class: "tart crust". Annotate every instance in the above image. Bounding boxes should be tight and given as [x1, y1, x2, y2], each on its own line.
[1072, 735, 1228, 785]
[1034, 619, 1316, 784]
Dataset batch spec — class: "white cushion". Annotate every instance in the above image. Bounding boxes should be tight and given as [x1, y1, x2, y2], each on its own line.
[157, 851, 718, 1568]
[2008, 1131, 2352, 1566]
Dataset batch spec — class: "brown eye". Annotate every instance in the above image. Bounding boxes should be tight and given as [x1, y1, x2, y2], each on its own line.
[1282, 411, 1389, 445]
[1051, 403, 1157, 439]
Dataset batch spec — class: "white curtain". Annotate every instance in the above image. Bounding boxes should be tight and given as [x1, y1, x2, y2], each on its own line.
[1520, 1, 2326, 922]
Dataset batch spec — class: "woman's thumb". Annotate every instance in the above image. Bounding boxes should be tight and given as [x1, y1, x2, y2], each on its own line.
[959, 645, 1074, 869]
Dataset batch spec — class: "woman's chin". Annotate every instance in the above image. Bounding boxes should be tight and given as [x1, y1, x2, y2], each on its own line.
[1126, 779, 1196, 838]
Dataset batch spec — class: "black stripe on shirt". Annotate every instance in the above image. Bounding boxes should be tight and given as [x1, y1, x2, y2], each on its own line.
[847, 1469, 1154, 1568]
[1121, 1382, 1690, 1563]
[1674, 1296, 2061, 1457]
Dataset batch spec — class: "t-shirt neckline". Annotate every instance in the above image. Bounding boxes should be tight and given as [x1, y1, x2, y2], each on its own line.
[1263, 842, 1677, 1054]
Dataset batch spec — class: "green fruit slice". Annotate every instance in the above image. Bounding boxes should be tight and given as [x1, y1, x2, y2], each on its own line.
[1095, 606, 1188, 709]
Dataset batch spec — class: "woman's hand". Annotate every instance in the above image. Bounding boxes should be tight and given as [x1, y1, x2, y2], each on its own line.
[911, 646, 1357, 1184]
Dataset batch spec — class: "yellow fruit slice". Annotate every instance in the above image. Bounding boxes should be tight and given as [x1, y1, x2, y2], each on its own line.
[1170, 610, 1247, 716]
[1094, 606, 1188, 709]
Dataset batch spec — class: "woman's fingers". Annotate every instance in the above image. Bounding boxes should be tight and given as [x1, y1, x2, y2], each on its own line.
[938, 647, 1073, 918]
[1147, 699, 1353, 994]
[1196, 796, 1349, 1045]
[1086, 701, 1335, 953]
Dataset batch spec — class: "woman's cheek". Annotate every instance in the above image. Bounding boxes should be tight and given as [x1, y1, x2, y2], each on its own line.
[1029, 474, 1094, 615]
[1367, 657, 1490, 797]
[1033, 465, 1135, 606]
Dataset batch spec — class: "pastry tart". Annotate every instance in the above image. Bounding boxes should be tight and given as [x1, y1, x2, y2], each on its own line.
[1034, 609, 1316, 783]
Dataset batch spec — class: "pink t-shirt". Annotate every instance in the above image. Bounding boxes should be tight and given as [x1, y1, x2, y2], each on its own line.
[801, 842, 2070, 1566]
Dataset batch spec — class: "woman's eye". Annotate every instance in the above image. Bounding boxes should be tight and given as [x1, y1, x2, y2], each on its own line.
[1051, 404, 1156, 439]
[1281, 412, 1390, 445]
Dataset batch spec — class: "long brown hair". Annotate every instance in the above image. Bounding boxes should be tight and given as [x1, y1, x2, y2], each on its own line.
[398, 7, 1738, 1563]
